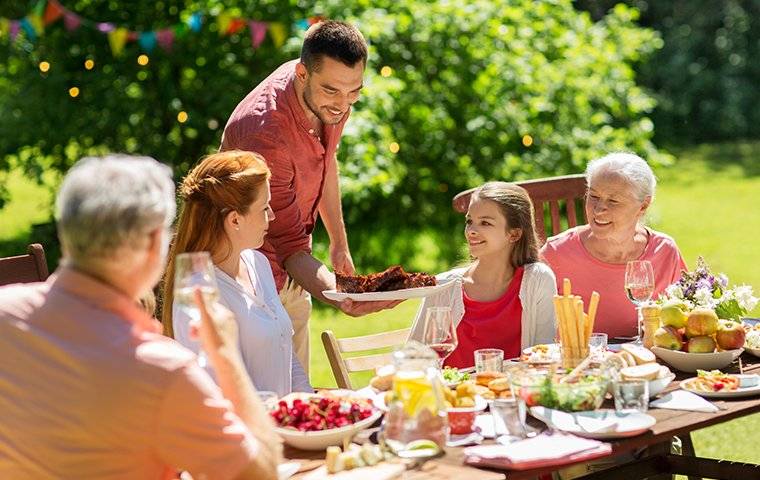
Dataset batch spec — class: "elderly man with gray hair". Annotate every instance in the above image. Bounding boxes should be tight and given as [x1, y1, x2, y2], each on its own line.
[541, 152, 687, 339]
[0, 155, 280, 480]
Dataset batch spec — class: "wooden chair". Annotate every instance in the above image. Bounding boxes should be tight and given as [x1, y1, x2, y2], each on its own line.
[452, 174, 588, 244]
[321, 328, 411, 389]
[0, 243, 50, 287]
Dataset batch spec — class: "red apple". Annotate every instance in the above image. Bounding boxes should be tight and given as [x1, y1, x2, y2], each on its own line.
[687, 335, 716, 353]
[685, 309, 719, 338]
[716, 320, 746, 350]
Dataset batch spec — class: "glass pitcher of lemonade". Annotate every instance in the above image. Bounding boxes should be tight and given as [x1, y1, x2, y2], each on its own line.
[382, 341, 448, 457]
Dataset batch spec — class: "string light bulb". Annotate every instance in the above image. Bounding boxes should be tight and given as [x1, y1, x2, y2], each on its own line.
[177, 111, 188, 123]
[522, 134, 533, 147]
[380, 66, 392, 77]
[137, 54, 149, 66]
[389, 142, 400, 153]
[39, 61, 50, 73]
[69, 87, 80, 98]
[84, 59, 95, 70]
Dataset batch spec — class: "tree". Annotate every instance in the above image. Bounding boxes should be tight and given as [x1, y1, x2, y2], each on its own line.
[1, 0, 666, 271]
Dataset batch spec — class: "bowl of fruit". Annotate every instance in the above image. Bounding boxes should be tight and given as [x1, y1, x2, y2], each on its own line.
[270, 392, 382, 450]
[652, 309, 744, 373]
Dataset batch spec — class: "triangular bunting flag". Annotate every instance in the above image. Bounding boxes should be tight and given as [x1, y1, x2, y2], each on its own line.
[63, 12, 81, 31]
[309, 16, 325, 26]
[156, 29, 174, 51]
[0, 18, 9, 39]
[217, 12, 232, 36]
[43, 0, 64, 25]
[138, 31, 157, 52]
[108, 27, 128, 56]
[9, 20, 20, 41]
[20, 18, 36, 41]
[295, 19, 309, 31]
[28, 14, 45, 36]
[33, 0, 46, 17]
[227, 18, 245, 35]
[97, 22, 115, 33]
[127, 31, 138, 42]
[268, 22, 287, 48]
[249, 21, 267, 48]
[187, 13, 202, 32]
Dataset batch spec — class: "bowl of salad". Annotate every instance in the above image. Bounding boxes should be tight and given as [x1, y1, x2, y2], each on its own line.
[441, 366, 471, 387]
[509, 365, 609, 412]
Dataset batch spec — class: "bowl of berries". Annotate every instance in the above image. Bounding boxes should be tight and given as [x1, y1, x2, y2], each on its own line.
[269, 391, 382, 450]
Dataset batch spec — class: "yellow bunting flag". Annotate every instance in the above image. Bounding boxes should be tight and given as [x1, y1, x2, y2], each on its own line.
[217, 12, 232, 36]
[0, 18, 9, 39]
[108, 27, 129, 56]
[268, 21, 287, 48]
[28, 14, 44, 36]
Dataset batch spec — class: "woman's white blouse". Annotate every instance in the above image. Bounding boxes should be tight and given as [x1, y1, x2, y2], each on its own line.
[173, 249, 312, 397]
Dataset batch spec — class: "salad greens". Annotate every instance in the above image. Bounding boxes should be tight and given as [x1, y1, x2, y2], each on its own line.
[441, 367, 470, 384]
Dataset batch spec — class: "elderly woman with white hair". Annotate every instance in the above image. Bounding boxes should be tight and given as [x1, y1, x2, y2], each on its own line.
[540, 152, 687, 339]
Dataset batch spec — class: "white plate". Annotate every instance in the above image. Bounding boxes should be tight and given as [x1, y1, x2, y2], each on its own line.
[648, 373, 676, 398]
[746, 347, 760, 358]
[322, 279, 454, 301]
[680, 378, 760, 399]
[651, 346, 743, 373]
[529, 407, 655, 439]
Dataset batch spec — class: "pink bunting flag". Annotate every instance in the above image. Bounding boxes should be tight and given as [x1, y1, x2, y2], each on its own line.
[97, 22, 115, 33]
[9, 20, 20, 41]
[156, 29, 174, 51]
[248, 21, 267, 49]
[63, 12, 81, 31]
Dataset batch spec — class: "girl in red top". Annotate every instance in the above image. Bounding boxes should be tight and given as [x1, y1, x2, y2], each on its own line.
[411, 183, 557, 367]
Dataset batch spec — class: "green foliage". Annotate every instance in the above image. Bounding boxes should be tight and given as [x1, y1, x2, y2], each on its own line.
[577, 0, 760, 144]
[1, 0, 666, 271]
[318, 0, 668, 269]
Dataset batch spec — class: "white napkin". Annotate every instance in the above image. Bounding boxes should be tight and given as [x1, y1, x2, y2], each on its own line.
[650, 390, 719, 413]
[464, 432, 611, 470]
[474, 413, 495, 438]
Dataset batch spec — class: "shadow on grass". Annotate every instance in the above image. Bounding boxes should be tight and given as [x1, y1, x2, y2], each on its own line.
[667, 141, 760, 178]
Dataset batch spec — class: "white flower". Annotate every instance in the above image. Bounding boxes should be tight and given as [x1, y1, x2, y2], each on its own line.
[694, 287, 717, 309]
[665, 284, 684, 299]
[735, 285, 759, 313]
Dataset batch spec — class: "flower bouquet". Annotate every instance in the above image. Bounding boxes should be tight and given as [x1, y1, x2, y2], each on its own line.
[660, 257, 758, 321]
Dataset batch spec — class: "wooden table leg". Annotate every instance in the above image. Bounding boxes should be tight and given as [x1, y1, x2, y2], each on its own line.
[574, 454, 760, 480]
[677, 433, 702, 480]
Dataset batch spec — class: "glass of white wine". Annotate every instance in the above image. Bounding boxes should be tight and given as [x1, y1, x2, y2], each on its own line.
[624, 260, 655, 344]
[174, 251, 220, 367]
[422, 306, 458, 369]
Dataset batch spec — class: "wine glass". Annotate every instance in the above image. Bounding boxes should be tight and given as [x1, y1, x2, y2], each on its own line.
[174, 251, 221, 367]
[422, 307, 458, 369]
[624, 260, 655, 344]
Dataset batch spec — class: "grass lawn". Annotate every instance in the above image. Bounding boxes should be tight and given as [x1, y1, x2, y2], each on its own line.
[2, 141, 759, 464]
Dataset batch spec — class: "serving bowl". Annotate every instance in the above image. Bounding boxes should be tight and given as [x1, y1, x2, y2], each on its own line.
[274, 410, 382, 450]
[651, 347, 743, 373]
[510, 366, 609, 412]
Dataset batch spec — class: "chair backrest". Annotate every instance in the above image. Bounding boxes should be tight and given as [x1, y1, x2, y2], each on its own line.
[321, 327, 411, 390]
[0, 243, 50, 287]
[452, 174, 587, 244]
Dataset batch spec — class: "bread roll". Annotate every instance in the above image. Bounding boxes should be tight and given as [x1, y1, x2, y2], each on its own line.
[621, 344, 656, 365]
[621, 363, 660, 381]
[488, 377, 510, 393]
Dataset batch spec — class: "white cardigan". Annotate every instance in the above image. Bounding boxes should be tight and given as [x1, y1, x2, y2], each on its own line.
[408, 262, 557, 351]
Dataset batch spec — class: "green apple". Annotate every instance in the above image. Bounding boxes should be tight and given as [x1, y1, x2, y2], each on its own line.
[685, 308, 719, 338]
[660, 300, 688, 328]
[654, 326, 683, 350]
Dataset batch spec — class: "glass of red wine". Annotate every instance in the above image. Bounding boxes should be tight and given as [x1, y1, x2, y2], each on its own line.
[624, 260, 655, 344]
[422, 306, 458, 369]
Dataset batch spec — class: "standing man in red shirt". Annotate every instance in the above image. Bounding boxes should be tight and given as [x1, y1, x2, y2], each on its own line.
[221, 21, 395, 376]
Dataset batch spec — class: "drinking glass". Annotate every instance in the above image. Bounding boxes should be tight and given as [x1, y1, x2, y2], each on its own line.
[588, 333, 608, 361]
[624, 260, 655, 344]
[174, 251, 221, 368]
[612, 379, 649, 413]
[422, 307, 458, 368]
[474, 348, 504, 374]
[256, 391, 279, 411]
[491, 397, 528, 440]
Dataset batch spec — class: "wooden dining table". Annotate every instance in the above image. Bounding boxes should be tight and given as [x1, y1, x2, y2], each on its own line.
[286, 353, 760, 479]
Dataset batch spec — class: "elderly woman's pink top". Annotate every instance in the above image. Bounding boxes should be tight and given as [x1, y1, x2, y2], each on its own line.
[541, 226, 687, 338]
